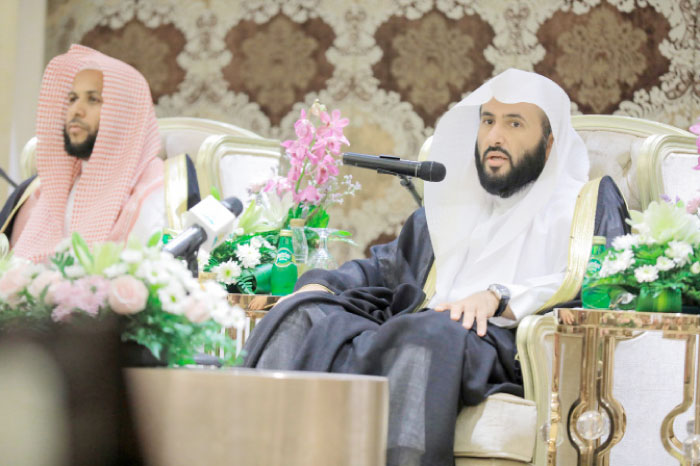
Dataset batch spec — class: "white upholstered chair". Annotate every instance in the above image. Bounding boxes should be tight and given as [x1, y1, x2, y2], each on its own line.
[415, 115, 699, 465]
[194, 133, 282, 206]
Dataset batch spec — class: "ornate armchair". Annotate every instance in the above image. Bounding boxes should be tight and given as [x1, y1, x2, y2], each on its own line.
[415, 115, 698, 465]
[194, 133, 282, 206]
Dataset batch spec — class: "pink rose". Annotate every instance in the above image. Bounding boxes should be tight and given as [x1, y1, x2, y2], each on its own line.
[184, 296, 210, 324]
[0, 264, 33, 306]
[28, 270, 63, 305]
[108, 276, 148, 315]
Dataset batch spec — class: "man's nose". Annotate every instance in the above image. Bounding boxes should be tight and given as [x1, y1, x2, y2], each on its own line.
[69, 101, 85, 119]
[484, 124, 505, 147]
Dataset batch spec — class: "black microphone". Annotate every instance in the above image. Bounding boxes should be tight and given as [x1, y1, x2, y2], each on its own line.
[220, 197, 243, 217]
[164, 196, 243, 259]
[342, 152, 446, 182]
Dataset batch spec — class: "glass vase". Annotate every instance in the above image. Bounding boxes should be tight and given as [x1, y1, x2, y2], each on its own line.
[635, 287, 682, 313]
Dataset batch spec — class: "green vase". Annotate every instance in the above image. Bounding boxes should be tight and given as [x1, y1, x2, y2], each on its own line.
[636, 287, 682, 313]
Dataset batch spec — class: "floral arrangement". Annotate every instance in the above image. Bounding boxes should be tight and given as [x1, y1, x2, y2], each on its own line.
[204, 232, 279, 294]
[0, 232, 244, 365]
[590, 200, 700, 307]
[263, 100, 360, 226]
[202, 101, 360, 294]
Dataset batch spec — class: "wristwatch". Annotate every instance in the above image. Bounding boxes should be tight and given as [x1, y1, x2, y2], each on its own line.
[487, 284, 511, 317]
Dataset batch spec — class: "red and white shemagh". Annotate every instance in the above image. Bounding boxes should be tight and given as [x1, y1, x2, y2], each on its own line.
[13, 44, 164, 262]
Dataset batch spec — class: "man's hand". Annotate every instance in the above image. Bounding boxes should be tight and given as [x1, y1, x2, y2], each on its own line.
[434, 290, 500, 337]
[276, 283, 332, 305]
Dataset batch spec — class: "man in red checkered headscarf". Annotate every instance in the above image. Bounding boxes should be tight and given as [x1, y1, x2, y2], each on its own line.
[6, 45, 166, 262]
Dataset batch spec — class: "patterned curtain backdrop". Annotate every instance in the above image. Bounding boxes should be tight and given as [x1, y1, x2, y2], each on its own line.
[45, 0, 700, 261]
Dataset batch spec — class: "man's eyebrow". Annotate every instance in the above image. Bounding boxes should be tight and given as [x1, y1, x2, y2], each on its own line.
[480, 111, 525, 120]
[68, 90, 102, 95]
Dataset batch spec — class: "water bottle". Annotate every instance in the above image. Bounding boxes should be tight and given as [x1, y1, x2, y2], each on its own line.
[270, 230, 298, 295]
[581, 236, 611, 309]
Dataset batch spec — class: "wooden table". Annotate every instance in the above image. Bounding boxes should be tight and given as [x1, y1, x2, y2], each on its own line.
[126, 367, 389, 466]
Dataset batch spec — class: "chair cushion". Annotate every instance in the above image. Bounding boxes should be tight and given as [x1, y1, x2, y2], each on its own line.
[453, 393, 536, 462]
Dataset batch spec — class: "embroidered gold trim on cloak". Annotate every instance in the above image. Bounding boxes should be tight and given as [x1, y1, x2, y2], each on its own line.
[535, 177, 602, 313]
[164, 154, 189, 231]
[0, 177, 41, 235]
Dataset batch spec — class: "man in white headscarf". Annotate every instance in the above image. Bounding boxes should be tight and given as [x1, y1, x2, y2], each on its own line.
[244, 70, 591, 465]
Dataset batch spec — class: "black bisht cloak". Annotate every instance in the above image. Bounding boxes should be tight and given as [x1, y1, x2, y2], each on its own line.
[244, 176, 628, 466]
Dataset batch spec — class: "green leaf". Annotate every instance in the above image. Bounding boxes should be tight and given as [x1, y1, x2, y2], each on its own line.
[72, 232, 94, 273]
[147, 230, 163, 248]
[306, 208, 329, 228]
[210, 185, 221, 201]
[91, 241, 122, 274]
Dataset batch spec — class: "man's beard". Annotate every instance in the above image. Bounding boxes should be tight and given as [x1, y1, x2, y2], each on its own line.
[474, 138, 548, 198]
[63, 127, 97, 160]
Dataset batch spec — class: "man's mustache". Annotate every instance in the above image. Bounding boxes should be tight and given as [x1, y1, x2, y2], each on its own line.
[482, 146, 513, 164]
[66, 118, 88, 129]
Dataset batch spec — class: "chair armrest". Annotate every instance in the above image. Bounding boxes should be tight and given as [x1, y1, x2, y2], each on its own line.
[516, 314, 556, 466]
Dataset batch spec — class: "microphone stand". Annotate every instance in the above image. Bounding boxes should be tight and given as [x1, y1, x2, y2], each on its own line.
[0, 168, 18, 189]
[398, 175, 423, 207]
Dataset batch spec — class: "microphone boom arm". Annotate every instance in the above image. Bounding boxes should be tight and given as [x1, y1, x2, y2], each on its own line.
[397, 175, 423, 208]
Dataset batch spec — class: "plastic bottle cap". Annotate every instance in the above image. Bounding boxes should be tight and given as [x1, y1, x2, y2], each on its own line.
[592, 236, 606, 245]
[290, 218, 305, 227]
[280, 229, 292, 237]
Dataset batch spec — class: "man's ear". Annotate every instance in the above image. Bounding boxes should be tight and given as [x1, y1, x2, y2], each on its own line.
[544, 133, 554, 161]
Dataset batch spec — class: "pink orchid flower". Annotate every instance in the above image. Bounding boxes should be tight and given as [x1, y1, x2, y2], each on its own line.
[320, 109, 349, 138]
[687, 197, 700, 214]
[294, 185, 321, 203]
[294, 109, 315, 145]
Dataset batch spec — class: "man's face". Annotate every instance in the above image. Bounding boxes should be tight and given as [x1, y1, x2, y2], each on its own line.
[64, 69, 103, 159]
[475, 98, 553, 198]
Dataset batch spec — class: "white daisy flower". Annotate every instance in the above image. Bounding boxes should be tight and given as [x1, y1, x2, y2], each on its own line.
[211, 303, 246, 329]
[655, 256, 675, 271]
[158, 283, 186, 315]
[250, 236, 263, 249]
[103, 263, 129, 278]
[136, 261, 169, 286]
[665, 241, 694, 266]
[692, 262, 700, 274]
[617, 249, 635, 269]
[611, 234, 639, 251]
[635, 265, 659, 283]
[54, 237, 73, 254]
[213, 260, 242, 285]
[202, 280, 228, 301]
[64, 264, 86, 279]
[120, 249, 143, 264]
[236, 243, 262, 268]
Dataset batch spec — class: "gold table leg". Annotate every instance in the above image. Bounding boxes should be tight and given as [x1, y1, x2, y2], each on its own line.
[660, 334, 697, 465]
[566, 326, 626, 465]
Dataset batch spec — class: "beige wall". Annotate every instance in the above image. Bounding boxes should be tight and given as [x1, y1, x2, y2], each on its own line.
[0, 0, 19, 201]
[1, 0, 46, 197]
